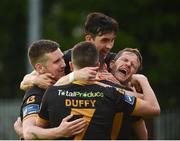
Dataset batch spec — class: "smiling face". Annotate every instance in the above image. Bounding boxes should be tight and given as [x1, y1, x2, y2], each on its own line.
[85, 32, 116, 58]
[110, 51, 140, 84]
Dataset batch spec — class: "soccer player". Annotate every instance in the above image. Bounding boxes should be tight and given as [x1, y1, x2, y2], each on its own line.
[109, 48, 148, 139]
[36, 41, 160, 140]
[16, 40, 88, 140]
[64, 12, 118, 74]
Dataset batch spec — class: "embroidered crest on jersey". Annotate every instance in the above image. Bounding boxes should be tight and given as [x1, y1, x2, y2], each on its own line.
[23, 104, 40, 117]
[116, 88, 125, 95]
[26, 95, 36, 104]
[123, 94, 135, 105]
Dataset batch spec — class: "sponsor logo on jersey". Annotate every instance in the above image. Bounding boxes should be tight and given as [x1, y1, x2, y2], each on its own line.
[123, 94, 135, 105]
[58, 90, 104, 98]
[23, 104, 40, 117]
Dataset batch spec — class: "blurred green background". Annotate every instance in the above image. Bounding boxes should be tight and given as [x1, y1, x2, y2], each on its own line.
[0, 0, 180, 139]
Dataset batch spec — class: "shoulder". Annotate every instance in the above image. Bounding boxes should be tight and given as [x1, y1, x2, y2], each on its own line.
[63, 49, 72, 58]
[23, 86, 45, 101]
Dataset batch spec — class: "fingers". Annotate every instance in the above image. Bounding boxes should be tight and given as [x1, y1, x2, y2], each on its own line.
[69, 120, 87, 135]
[72, 128, 85, 135]
[71, 123, 87, 135]
[86, 66, 99, 71]
[42, 73, 55, 80]
[62, 114, 73, 122]
[67, 117, 85, 125]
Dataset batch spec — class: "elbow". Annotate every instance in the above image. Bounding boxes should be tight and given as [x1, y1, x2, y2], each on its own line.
[156, 107, 161, 116]
[153, 106, 161, 116]
[156, 103, 161, 116]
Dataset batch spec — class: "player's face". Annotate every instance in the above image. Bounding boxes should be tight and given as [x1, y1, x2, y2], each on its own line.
[92, 32, 116, 58]
[45, 48, 66, 81]
[111, 52, 140, 84]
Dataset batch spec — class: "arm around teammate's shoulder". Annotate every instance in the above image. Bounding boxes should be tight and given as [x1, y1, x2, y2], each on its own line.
[131, 74, 160, 117]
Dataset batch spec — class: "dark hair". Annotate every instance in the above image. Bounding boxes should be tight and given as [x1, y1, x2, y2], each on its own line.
[85, 12, 119, 37]
[28, 39, 59, 67]
[72, 41, 99, 69]
[114, 48, 143, 71]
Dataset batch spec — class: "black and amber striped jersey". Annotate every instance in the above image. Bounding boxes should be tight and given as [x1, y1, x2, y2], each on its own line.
[38, 81, 140, 140]
[20, 86, 45, 121]
[101, 80, 143, 140]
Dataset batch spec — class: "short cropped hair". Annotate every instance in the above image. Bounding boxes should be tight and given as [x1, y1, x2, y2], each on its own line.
[114, 48, 143, 71]
[72, 41, 99, 69]
[28, 39, 59, 67]
[84, 12, 119, 37]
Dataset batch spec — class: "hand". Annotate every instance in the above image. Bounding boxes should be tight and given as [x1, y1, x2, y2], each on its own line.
[33, 73, 56, 89]
[56, 115, 87, 138]
[74, 67, 99, 81]
[14, 117, 23, 137]
[97, 72, 119, 84]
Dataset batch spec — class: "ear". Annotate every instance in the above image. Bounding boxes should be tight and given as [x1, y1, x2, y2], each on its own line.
[69, 61, 74, 71]
[35, 63, 45, 74]
[109, 60, 115, 70]
[85, 34, 93, 42]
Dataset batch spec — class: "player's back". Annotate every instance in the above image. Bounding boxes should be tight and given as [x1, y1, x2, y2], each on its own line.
[39, 81, 137, 140]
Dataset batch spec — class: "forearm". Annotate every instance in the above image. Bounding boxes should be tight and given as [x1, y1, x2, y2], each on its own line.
[133, 119, 148, 140]
[20, 71, 36, 90]
[54, 72, 73, 86]
[139, 78, 160, 115]
[24, 126, 61, 140]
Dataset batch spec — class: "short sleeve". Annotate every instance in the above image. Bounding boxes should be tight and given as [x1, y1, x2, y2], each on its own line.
[114, 88, 137, 115]
[22, 94, 42, 120]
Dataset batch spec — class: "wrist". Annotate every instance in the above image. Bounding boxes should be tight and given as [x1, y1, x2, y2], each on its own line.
[54, 127, 63, 138]
[69, 72, 75, 82]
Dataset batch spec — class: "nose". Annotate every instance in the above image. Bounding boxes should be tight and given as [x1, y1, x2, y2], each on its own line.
[126, 61, 131, 67]
[106, 42, 113, 50]
[60, 61, 66, 69]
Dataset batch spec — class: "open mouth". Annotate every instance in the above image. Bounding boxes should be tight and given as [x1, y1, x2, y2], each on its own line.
[118, 68, 128, 77]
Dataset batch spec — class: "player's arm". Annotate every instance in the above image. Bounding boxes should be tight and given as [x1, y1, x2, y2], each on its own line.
[130, 74, 160, 117]
[14, 117, 23, 138]
[54, 67, 99, 86]
[124, 89, 143, 99]
[24, 88, 87, 140]
[97, 71, 120, 84]
[33, 115, 87, 139]
[20, 71, 36, 90]
[132, 118, 148, 139]
[22, 103, 87, 139]
[20, 71, 56, 90]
